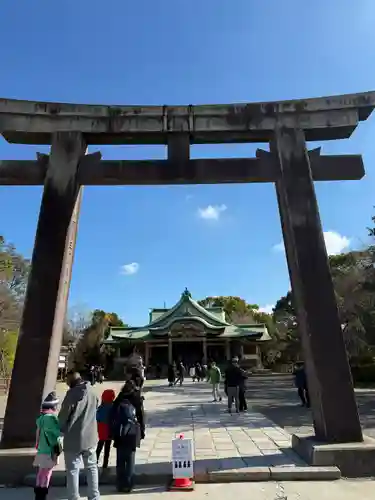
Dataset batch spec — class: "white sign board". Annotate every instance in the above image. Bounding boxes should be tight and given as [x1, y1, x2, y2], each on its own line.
[172, 437, 194, 479]
[58, 354, 67, 369]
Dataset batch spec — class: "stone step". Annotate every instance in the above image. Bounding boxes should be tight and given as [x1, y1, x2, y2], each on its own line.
[23, 465, 341, 487]
[206, 466, 341, 482]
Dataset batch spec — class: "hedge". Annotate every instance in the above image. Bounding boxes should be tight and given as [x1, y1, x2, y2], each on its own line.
[351, 364, 375, 384]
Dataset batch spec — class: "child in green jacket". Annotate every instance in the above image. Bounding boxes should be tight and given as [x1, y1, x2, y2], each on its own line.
[33, 391, 61, 500]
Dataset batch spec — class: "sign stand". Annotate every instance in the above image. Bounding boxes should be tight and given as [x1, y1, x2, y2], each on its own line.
[170, 434, 194, 491]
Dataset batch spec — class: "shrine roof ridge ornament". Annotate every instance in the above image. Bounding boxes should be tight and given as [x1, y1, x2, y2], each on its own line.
[0, 90, 374, 145]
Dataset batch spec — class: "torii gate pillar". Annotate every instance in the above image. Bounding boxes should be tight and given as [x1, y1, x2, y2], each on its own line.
[272, 127, 362, 444]
[1, 132, 86, 447]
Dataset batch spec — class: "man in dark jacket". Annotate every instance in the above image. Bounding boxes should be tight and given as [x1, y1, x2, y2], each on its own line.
[293, 362, 310, 407]
[110, 379, 145, 493]
[167, 363, 176, 386]
[224, 357, 245, 414]
[127, 365, 144, 390]
[174, 362, 186, 386]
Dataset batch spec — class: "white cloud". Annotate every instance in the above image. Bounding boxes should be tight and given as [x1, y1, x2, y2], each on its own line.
[121, 262, 140, 275]
[198, 204, 227, 220]
[185, 194, 194, 201]
[272, 230, 351, 256]
[258, 304, 274, 314]
[272, 242, 285, 253]
[324, 231, 351, 255]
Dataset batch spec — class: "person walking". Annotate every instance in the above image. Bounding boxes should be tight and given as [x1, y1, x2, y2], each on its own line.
[110, 380, 145, 493]
[59, 371, 100, 500]
[293, 362, 310, 407]
[128, 365, 144, 390]
[167, 363, 176, 387]
[97, 366, 104, 384]
[174, 362, 186, 386]
[189, 365, 196, 382]
[224, 357, 243, 414]
[208, 361, 222, 402]
[195, 363, 204, 382]
[33, 392, 61, 500]
[96, 389, 116, 471]
[238, 369, 248, 412]
[89, 365, 96, 386]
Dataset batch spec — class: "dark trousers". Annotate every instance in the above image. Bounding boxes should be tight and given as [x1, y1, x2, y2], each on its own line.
[96, 440, 111, 468]
[239, 387, 247, 411]
[116, 446, 136, 491]
[297, 386, 310, 407]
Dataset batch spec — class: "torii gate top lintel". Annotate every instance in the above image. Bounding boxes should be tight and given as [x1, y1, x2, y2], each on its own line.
[0, 90, 374, 145]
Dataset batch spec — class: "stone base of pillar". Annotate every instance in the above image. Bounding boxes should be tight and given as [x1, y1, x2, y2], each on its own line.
[0, 448, 35, 485]
[292, 434, 375, 478]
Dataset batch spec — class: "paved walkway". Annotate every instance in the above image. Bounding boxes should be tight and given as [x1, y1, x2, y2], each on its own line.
[3, 374, 375, 441]
[45, 380, 307, 476]
[1, 480, 375, 499]
[2, 376, 375, 484]
[141, 381, 306, 472]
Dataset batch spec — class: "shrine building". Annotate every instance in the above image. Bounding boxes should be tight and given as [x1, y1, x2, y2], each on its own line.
[105, 289, 270, 373]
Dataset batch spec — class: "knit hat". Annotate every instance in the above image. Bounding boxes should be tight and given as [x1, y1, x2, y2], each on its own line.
[101, 389, 116, 403]
[42, 391, 59, 410]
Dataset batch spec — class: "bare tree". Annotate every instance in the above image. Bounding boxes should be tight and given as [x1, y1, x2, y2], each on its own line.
[63, 303, 92, 347]
[69, 314, 108, 371]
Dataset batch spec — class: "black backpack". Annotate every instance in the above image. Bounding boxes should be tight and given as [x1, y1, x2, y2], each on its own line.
[112, 398, 139, 439]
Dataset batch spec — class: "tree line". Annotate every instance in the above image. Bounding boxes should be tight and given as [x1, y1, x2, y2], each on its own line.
[0, 236, 29, 376]
[0, 234, 126, 376]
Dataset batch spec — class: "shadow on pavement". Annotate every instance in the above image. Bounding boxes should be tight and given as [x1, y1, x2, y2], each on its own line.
[146, 376, 375, 436]
[46, 485, 166, 499]
[135, 454, 284, 472]
[246, 375, 375, 436]
[108, 453, 287, 476]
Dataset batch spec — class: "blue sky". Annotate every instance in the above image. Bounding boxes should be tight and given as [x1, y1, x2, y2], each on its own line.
[1, 0, 375, 325]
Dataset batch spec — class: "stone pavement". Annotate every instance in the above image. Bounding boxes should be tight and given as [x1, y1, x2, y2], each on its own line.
[1, 480, 375, 500]
[54, 380, 306, 473]
[35, 380, 339, 482]
[3, 374, 375, 441]
[245, 375, 375, 439]
[1, 379, 341, 484]
[140, 381, 307, 472]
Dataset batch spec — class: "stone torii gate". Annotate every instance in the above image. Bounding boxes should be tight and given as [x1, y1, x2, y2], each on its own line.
[0, 92, 374, 454]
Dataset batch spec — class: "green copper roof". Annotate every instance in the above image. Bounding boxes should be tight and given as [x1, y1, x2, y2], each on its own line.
[147, 288, 230, 330]
[105, 289, 270, 343]
[106, 328, 153, 342]
[219, 324, 270, 339]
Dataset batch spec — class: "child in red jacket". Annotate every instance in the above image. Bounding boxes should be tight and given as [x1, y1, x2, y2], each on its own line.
[96, 389, 116, 469]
